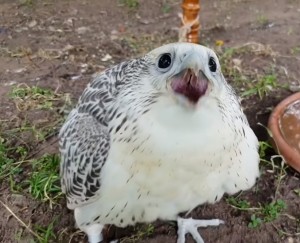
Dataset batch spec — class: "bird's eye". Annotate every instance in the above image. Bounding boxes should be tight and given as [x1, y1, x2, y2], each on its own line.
[209, 57, 217, 72]
[158, 53, 172, 69]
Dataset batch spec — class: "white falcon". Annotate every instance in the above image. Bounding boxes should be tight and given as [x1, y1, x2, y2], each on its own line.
[59, 43, 260, 243]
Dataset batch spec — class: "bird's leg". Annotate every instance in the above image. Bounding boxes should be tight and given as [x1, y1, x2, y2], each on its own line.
[81, 223, 104, 243]
[176, 217, 224, 243]
[75, 208, 106, 243]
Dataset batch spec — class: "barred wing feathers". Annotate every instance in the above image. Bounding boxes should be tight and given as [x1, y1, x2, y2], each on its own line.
[59, 69, 118, 209]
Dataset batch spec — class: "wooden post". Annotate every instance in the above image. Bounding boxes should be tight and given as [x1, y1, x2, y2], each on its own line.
[181, 0, 200, 43]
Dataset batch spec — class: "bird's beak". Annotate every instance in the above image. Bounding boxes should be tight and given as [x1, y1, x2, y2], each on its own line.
[170, 53, 209, 103]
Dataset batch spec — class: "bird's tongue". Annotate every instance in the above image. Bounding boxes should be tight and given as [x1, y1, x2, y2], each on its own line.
[171, 69, 208, 103]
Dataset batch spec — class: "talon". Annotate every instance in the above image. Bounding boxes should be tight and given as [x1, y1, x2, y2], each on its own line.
[177, 217, 224, 243]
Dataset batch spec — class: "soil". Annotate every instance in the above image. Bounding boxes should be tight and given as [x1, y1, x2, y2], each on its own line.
[0, 0, 300, 243]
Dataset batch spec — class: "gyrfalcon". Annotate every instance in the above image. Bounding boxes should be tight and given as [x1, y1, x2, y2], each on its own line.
[59, 43, 260, 243]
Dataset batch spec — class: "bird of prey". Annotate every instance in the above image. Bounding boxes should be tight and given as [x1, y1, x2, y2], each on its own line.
[59, 43, 260, 243]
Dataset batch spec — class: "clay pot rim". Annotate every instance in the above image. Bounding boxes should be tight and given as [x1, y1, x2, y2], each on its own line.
[268, 92, 300, 173]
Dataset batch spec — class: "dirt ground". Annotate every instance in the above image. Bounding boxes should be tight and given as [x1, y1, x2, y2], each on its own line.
[0, 0, 300, 242]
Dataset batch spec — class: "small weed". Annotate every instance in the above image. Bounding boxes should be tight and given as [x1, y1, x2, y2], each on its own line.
[9, 174, 23, 192]
[293, 189, 300, 196]
[226, 196, 251, 210]
[26, 154, 62, 204]
[290, 46, 300, 55]
[162, 2, 171, 13]
[219, 47, 249, 84]
[19, 0, 35, 6]
[258, 141, 272, 159]
[0, 138, 13, 174]
[119, 0, 139, 9]
[247, 200, 286, 228]
[140, 224, 155, 237]
[219, 47, 239, 71]
[220, 47, 240, 61]
[248, 214, 263, 228]
[261, 199, 286, 222]
[14, 229, 25, 242]
[241, 74, 279, 99]
[256, 15, 269, 27]
[120, 224, 154, 242]
[16, 146, 29, 160]
[34, 218, 57, 243]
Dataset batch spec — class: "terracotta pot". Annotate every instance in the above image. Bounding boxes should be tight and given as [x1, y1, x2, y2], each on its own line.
[268, 92, 300, 173]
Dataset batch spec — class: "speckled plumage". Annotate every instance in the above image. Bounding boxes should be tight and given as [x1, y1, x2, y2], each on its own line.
[59, 43, 259, 243]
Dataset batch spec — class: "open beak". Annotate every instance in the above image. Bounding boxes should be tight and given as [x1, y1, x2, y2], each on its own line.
[170, 68, 209, 103]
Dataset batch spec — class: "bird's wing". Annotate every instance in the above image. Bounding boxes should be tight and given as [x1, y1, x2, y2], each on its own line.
[59, 71, 117, 209]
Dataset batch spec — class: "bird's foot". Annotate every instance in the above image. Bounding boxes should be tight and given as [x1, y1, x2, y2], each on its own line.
[83, 224, 119, 243]
[176, 217, 224, 243]
[83, 224, 104, 243]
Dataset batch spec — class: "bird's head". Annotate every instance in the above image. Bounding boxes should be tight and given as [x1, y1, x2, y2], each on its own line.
[141, 43, 226, 105]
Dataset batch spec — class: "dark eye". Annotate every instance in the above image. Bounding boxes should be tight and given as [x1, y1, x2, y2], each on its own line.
[209, 57, 217, 72]
[158, 53, 172, 69]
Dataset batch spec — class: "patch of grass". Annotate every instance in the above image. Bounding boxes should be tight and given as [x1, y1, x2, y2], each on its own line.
[0, 138, 23, 179]
[2, 83, 69, 201]
[10, 84, 58, 111]
[33, 218, 57, 243]
[219, 47, 250, 84]
[1, 149, 61, 198]
[14, 229, 25, 242]
[0, 140, 36, 195]
[120, 224, 154, 242]
[0, 146, 60, 240]
[226, 195, 287, 228]
[5, 123, 55, 146]
[16, 124, 48, 141]
[0, 46, 32, 58]
[119, 0, 139, 9]
[16, 145, 29, 160]
[26, 154, 62, 204]
[218, 43, 291, 101]
[241, 74, 279, 99]
[19, 0, 35, 6]
[11, 85, 53, 99]
[247, 200, 287, 229]
[7, 84, 69, 145]
[0, 138, 13, 174]
[217, 43, 288, 100]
